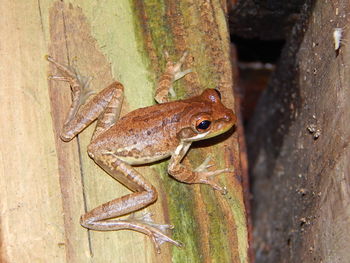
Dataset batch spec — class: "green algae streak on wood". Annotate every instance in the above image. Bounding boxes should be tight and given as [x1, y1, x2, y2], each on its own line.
[45, 0, 248, 262]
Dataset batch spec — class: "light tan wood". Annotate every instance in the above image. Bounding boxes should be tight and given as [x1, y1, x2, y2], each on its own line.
[0, 1, 80, 262]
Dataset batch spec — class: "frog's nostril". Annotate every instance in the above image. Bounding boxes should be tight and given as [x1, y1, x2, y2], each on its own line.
[224, 110, 236, 123]
[224, 112, 232, 121]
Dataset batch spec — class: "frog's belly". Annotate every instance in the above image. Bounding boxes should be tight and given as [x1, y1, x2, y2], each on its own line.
[114, 150, 171, 165]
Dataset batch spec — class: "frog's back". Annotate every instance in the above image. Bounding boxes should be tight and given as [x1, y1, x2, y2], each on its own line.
[89, 101, 196, 164]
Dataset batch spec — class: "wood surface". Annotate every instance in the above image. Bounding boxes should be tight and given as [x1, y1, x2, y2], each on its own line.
[248, 0, 350, 262]
[0, 1, 249, 262]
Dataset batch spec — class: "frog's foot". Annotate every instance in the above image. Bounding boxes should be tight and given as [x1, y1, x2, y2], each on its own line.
[165, 51, 192, 82]
[194, 155, 232, 195]
[127, 211, 183, 253]
[164, 51, 192, 97]
[155, 51, 193, 103]
[148, 226, 183, 254]
[46, 55, 95, 107]
[129, 211, 175, 232]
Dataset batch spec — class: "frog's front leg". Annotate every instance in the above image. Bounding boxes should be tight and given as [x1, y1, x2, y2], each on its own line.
[154, 52, 192, 103]
[168, 141, 230, 194]
[81, 152, 182, 253]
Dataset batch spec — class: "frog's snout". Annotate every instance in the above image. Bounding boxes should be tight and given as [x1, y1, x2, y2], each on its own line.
[224, 109, 236, 125]
[214, 108, 236, 134]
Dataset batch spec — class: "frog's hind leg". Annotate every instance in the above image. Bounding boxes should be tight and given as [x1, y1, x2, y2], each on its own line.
[46, 56, 124, 141]
[80, 154, 182, 253]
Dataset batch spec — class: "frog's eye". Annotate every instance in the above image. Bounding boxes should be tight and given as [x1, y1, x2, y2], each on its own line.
[196, 119, 211, 132]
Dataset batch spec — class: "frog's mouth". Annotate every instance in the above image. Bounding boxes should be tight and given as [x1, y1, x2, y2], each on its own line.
[185, 130, 211, 142]
[204, 120, 235, 140]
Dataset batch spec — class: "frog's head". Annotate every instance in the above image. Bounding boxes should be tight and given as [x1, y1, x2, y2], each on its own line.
[178, 89, 236, 142]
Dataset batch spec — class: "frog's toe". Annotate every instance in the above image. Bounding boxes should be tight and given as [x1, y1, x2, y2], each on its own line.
[164, 51, 192, 80]
[130, 211, 175, 232]
[199, 177, 228, 195]
[139, 216, 183, 253]
[150, 231, 183, 254]
[174, 68, 192, 81]
[46, 56, 77, 80]
[47, 56, 96, 107]
[197, 168, 233, 194]
[194, 155, 214, 172]
[77, 76, 95, 105]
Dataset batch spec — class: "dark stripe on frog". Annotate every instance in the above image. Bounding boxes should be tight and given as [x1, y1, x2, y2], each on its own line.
[161, 113, 181, 127]
[131, 110, 182, 126]
[132, 110, 162, 122]
[130, 103, 200, 124]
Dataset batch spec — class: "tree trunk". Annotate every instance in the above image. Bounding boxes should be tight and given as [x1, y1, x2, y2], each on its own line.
[248, 0, 350, 262]
[0, 1, 249, 262]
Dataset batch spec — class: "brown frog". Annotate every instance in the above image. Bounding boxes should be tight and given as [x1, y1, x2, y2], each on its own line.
[47, 52, 236, 253]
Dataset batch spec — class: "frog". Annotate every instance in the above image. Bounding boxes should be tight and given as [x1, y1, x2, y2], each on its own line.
[46, 52, 236, 253]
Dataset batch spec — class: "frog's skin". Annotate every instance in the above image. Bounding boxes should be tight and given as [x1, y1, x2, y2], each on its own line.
[47, 52, 236, 253]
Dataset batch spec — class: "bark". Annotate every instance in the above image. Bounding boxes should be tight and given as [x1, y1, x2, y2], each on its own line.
[248, 0, 350, 262]
[0, 0, 249, 262]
